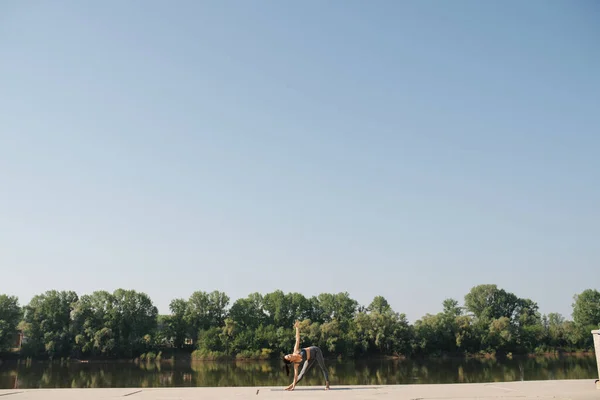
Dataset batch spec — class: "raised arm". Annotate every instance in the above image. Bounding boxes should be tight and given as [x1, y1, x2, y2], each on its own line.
[293, 320, 300, 353]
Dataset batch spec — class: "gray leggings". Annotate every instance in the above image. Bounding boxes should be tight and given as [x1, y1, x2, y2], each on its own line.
[296, 346, 329, 384]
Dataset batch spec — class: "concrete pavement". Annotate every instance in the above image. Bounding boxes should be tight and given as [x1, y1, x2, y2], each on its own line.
[0, 379, 599, 399]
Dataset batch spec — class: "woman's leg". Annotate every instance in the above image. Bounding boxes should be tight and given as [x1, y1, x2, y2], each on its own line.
[315, 348, 329, 384]
[296, 359, 315, 384]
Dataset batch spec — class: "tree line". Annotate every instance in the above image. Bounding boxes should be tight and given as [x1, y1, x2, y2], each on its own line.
[0, 285, 598, 360]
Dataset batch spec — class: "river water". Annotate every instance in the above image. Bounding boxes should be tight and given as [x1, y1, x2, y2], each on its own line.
[0, 355, 597, 389]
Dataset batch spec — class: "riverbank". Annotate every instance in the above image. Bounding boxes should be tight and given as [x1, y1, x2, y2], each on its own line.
[2, 354, 598, 390]
[2, 349, 594, 364]
[1, 379, 598, 399]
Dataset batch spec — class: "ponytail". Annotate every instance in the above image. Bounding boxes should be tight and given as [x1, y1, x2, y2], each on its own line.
[282, 356, 291, 376]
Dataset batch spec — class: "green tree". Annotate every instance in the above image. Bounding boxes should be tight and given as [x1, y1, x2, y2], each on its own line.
[219, 318, 237, 355]
[21, 290, 78, 358]
[71, 290, 116, 357]
[439, 298, 462, 353]
[572, 289, 600, 328]
[155, 315, 172, 347]
[197, 326, 224, 353]
[262, 291, 313, 329]
[185, 291, 211, 339]
[455, 314, 479, 353]
[442, 298, 462, 317]
[544, 313, 568, 349]
[0, 295, 21, 352]
[317, 292, 358, 325]
[288, 292, 313, 322]
[320, 319, 342, 353]
[413, 313, 444, 356]
[513, 298, 543, 352]
[352, 311, 372, 354]
[229, 293, 266, 330]
[111, 289, 158, 358]
[571, 289, 600, 349]
[307, 296, 326, 323]
[464, 284, 520, 322]
[351, 296, 413, 357]
[207, 291, 230, 327]
[464, 285, 544, 354]
[487, 317, 514, 353]
[185, 290, 230, 341]
[263, 290, 291, 327]
[10, 286, 590, 359]
[368, 296, 391, 314]
[413, 298, 463, 356]
[167, 298, 189, 348]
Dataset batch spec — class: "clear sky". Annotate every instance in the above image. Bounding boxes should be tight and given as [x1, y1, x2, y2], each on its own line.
[1, 0, 598, 322]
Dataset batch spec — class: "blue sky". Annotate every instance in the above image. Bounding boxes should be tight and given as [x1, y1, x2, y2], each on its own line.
[1, 0, 598, 322]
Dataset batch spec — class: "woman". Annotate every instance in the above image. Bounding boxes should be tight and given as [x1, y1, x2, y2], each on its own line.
[282, 320, 330, 391]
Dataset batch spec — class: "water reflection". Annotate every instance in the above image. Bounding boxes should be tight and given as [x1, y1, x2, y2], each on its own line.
[0, 355, 597, 389]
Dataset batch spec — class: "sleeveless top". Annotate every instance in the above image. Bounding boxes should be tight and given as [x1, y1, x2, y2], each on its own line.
[300, 348, 307, 361]
[299, 346, 318, 362]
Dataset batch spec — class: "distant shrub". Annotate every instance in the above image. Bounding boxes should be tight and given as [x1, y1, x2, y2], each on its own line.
[235, 348, 272, 361]
[191, 349, 229, 361]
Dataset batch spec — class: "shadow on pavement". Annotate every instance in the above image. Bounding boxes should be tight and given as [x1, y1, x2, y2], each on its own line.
[270, 387, 381, 391]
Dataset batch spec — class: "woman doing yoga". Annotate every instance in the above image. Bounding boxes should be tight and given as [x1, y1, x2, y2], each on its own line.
[282, 321, 330, 391]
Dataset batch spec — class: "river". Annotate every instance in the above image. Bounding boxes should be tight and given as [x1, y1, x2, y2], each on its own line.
[0, 354, 597, 389]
